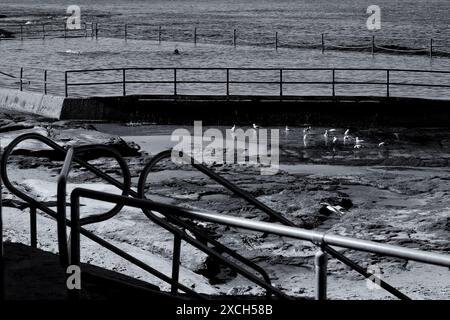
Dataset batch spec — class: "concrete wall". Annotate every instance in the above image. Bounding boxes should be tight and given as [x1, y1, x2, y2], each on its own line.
[0, 88, 64, 119]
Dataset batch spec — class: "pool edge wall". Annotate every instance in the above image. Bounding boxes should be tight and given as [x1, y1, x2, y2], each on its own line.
[60, 95, 449, 126]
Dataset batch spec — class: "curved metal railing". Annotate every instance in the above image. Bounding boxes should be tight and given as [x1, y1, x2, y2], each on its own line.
[0, 133, 286, 299]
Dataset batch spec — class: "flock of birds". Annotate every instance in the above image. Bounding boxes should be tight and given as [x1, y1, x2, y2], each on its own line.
[230, 124, 392, 149]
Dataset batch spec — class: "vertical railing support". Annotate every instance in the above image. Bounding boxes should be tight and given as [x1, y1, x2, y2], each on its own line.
[321, 33, 325, 54]
[372, 35, 375, 57]
[122, 69, 126, 96]
[64, 71, 68, 97]
[69, 195, 81, 300]
[95, 23, 98, 39]
[233, 29, 236, 47]
[20, 25, 23, 41]
[279, 69, 283, 99]
[171, 235, 182, 295]
[430, 38, 433, 60]
[19, 67, 23, 91]
[275, 32, 278, 51]
[194, 27, 197, 45]
[124, 24, 128, 41]
[314, 248, 328, 300]
[64, 23, 67, 39]
[44, 69, 47, 95]
[158, 26, 162, 43]
[30, 206, 37, 248]
[386, 69, 390, 97]
[226, 68, 230, 98]
[332, 69, 335, 97]
[42, 23, 45, 40]
[0, 176, 4, 300]
[174, 68, 177, 97]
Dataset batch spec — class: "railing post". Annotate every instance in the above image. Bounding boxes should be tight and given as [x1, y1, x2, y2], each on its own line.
[321, 33, 325, 54]
[95, 23, 98, 39]
[233, 29, 236, 47]
[171, 235, 182, 295]
[124, 24, 127, 41]
[372, 35, 375, 57]
[69, 195, 81, 300]
[430, 38, 433, 60]
[158, 25, 161, 43]
[64, 23, 67, 39]
[194, 27, 197, 45]
[30, 206, 37, 248]
[91, 22, 94, 38]
[279, 69, 283, 99]
[122, 69, 126, 96]
[44, 69, 47, 95]
[19, 67, 23, 91]
[174, 68, 177, 96]
[314, 248, 328, 300]
[0, 176, 4, 300]
[64, 71, 68, 97]
[386, 69, 390, 97]
[332, 69, 335, 97]
[226, 68, 230, 98]
[42, 23, 45, 40]
[275, 32, 278, 51]
[20, 25, 23, 41]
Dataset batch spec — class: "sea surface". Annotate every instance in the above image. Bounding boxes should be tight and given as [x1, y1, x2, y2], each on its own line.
[1, 0, 450, 98]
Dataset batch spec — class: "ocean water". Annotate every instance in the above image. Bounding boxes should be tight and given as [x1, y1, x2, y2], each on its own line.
[1, 0, 450, 98]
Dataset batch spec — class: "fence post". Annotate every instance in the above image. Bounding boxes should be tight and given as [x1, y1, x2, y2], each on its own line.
[44, 69, 47, 95]
[275, 32, 278, 51]
[64, 23, 67, 39]
[233, 29, 236, 47]
[174, 68, 177, 96]
[171, 235, 181, 295]
[386, 69, 390, 97]
[42, 23, 45, 40]
[321, 33, 325, 54]
[279, 69, 283, 100]
[122, 69, 126, 96]
[372, 35, 375, 57]
[158, 26, 161, 43]
[20, 25, 23, 41]
[124, 24, 127, 41]
[314, 248, 328, 300]
[430, 38, 433, 60]
[64, 71, 68, 97]
[19, 67, 23, 91]
[95, 23, 98, 39]
[194, 27, 197, 45]
[30, 206, 37, 248]
[332, 69, 335, 97]
[226, 68, 230, 97]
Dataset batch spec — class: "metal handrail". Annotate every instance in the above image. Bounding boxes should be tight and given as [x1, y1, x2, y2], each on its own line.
[70, 188, 450, 300]
[0, 133, 285, 299]
[63, 66, 450, 98]
[138, 150, 412, 300]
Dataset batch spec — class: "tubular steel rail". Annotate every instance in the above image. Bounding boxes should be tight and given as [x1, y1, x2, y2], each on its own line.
[69, 187, 450, 300]
[0, 133, 286, 299]
[63, 66, 450, 99]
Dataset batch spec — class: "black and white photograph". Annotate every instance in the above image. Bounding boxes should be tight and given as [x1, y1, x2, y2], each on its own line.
[0, 0, 449, 312]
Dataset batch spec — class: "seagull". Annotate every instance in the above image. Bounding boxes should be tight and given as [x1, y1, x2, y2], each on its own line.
[344, 129, 350, 136]
[378, 142, 385, 147]
[323, 130, 329, 138]
[320, 202, 345, 215]
[332, 136, 338, 144]
[343, 135, 351, 145]
[231, 124, 236, 132]
[253, 123, 260, 129]
[329, 129, 337, 132]
[285, 125, 291, 132]
[354, 144, 363, 149]
[355, 137, 364, 144]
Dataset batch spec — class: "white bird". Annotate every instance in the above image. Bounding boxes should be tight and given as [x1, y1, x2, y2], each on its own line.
[303, 126, 311, 134]
[355, 137, 364, 144]
[323, 130, 329, 138]
[343, 135, 351, 145]
[320, 202, 345, 215]
[25, 21, 32, 25]
[332, 136, 338, 144]
[253, 123, 260, 129]
[329, 129, 337, 132]
[231, 124, 236, 132]
[344, 129, 350, 136]
[378, 142, 385, 147]
[354, 144, 363, 149]
[285, 125, 290, 132]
